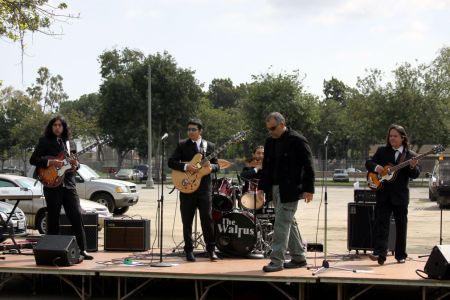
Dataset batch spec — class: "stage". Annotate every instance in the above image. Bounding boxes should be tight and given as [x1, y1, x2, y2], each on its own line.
[1, 249, 449, 300]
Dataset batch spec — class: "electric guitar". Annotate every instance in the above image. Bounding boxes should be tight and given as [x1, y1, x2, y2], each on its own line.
[37, 138, 110, 188]
[367, 144, 445, 190]
[171, 131, 247, 193]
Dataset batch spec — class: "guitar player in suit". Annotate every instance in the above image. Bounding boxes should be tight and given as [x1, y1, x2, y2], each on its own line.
[168, 118, 219, 262]
[365, 124, 420, 265]
[30, 115, 93, 260]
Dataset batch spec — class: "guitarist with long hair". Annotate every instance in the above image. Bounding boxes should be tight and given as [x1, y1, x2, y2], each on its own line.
[168, 118, 219, 262]
[30, 115, 93, 260]
[365, 124, 420, 265]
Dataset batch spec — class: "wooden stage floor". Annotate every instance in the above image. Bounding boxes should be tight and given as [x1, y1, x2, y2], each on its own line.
[1, 249, 450, 299]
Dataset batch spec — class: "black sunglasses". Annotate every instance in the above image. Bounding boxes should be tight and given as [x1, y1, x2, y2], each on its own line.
[268, 124, 279, 131]
[187, 128, 199, 132]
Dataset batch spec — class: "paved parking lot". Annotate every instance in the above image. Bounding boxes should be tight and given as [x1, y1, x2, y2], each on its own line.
[118, 184, 447, 256]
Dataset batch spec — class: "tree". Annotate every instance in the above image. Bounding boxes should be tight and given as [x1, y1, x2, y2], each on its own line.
[207, 78, 241, 109]
[241, 71, 320, 153]
[27, 67, 68, 113]
[98, 48, 202, 168]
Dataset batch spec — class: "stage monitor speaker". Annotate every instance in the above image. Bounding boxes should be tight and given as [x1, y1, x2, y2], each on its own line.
[59, 213, 98, 252]
[347, 202, 396, 251]
[424, 245, 450, 279]
[104, 219, 150, 251]
[33, 235, 81, 266]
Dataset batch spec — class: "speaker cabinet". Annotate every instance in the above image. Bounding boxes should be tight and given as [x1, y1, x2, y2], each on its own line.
[104, 219, 150, 251]
[347, 202, 396, 251]
[424, 245, 450, 279]
[59, 213, 98, 252]
[33, 235, 81, 266]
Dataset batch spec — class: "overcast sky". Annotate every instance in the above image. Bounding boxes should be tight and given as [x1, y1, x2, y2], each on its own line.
[1, 0, 450, 100]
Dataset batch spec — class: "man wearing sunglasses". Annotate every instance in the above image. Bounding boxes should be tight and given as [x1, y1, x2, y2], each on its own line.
[168, 118, 219, 262]
[258, 112, 315, 272]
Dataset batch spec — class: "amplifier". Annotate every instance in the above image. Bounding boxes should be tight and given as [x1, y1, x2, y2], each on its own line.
[354, 189, 376, 203]
[60, 213, 98, 252]
[104, 219, 150, 251]
[347, 202, 396, 252]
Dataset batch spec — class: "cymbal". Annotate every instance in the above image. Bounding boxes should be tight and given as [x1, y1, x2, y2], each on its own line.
[218, 159, 232, 170]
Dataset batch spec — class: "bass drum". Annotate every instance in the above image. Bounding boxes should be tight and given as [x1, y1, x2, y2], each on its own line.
[215, 210, 260, 257]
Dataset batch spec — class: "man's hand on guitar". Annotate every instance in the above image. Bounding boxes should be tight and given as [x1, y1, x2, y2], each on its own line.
[69, 159, 79, 170]
[186, 163, 199, 173]
[49, 159, 64, 168]
[409, 159, 418, 169]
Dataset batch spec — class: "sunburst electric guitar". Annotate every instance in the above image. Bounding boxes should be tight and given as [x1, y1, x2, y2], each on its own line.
[172, 131, 247, 193]
[367, 144, 445, 190]
[37, 138, 110, 188]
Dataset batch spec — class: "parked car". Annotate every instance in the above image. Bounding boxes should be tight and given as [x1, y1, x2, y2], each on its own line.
[427, 159, 450, 208]
[0, 174, 112, 233]
[133, 164, 149, 180]
[333, 169, 350, 182]
[115, 168, 143, 181]
[0, 190, 28, 243]
[28, 164, 139, 214]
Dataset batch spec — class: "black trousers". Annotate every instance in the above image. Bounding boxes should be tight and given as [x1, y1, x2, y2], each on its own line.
[43, 186, 87, 252]
[179, 189, 215, 253]
[373, 199, 408, 260]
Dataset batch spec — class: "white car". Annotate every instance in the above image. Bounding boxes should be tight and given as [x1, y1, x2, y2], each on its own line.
[0, 174, 112, 233]
[28, 164, 139, 214]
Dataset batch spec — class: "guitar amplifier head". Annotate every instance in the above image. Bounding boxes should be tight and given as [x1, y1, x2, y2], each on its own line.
[104, 219, 150, 251]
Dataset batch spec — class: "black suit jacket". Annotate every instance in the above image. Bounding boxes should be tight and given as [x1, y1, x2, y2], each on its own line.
[30, 136, 77, 189]
[365, 146, 420, 205]
[168, 138, 219, 193]
[258, 128, 315, 203]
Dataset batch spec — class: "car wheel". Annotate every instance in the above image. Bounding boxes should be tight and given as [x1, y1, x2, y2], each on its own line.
[92, 193, 115, 213]
[0, 237, 6, 243]
[35, 210, 48, 234]
[113, 206, 129, 215]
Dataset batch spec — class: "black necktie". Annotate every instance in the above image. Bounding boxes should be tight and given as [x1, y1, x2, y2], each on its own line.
[58, 138, 65, 151]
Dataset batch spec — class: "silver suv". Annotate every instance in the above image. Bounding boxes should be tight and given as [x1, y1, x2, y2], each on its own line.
[427, 159, 450, 208]
[28, 164, 139, 214]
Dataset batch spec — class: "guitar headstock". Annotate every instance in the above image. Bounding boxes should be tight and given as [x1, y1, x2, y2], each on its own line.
[433, 144, 445, 154]
[230, 130, 248, 143]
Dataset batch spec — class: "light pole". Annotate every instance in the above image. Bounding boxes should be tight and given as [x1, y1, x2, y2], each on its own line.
[145, 64, 155, 189]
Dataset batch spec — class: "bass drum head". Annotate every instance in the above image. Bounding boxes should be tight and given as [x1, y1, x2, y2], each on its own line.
[215, 211, 259, 257]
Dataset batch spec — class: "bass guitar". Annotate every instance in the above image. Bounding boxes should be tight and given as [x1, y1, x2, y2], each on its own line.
[367, 144, 445, 190]
[37, 138, 110, 188]
[172, 131, 247, 193]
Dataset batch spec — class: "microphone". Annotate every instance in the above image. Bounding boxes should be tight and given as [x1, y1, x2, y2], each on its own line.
[324, 130, 332, 145]
[161, 133, 169, 141]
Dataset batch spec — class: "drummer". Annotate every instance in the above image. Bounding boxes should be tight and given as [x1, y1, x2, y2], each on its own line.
[240, 145, 264, 183]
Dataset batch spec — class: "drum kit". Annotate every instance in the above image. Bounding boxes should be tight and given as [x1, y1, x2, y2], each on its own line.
[212, 176, 275, 258]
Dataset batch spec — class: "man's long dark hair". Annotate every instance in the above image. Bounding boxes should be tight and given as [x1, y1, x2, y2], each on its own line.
[44, 115, 71, 141]
[385, 124, 409, 149]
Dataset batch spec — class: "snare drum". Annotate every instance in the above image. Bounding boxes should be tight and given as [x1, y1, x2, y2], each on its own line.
[212, 178, 234, 212]
[215, 210, 260, 256]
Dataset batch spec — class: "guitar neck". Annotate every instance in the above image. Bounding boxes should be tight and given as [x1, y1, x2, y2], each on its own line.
[200, 139, 234, 165]
[390, 150, 432, 172]
[72, 139, 108, 158]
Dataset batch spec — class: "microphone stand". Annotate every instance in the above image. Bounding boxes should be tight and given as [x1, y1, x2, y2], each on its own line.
[151, 136, 173, 267]
[312, 132, 358, 275]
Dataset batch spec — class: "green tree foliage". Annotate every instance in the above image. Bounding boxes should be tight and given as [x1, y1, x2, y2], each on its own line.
[207, 78, 242, 108]
[241, 71, 320, 154]
[26, 66, 68, 112]
[98, 48, 202, 168]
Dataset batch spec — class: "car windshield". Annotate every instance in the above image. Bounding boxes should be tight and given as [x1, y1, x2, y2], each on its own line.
[117, 169, 132, 175]
[16, 177, 42, 189]
[335, 169, 345, 174]
[78, 164, 100, 180]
